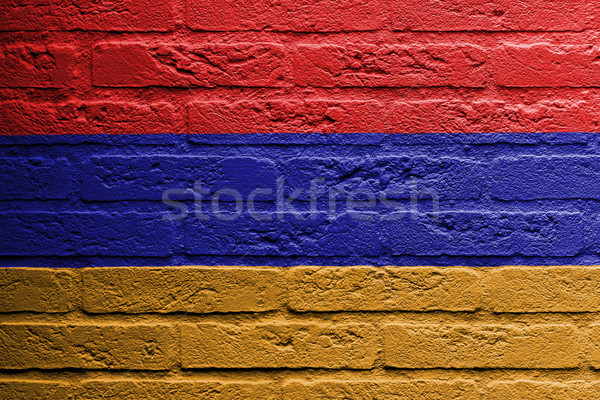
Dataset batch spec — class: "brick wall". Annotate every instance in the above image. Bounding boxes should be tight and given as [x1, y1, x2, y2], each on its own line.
[2, 0, 600, 134]
[0, 133, 596, 267]
[2, 1, 599, 398]
[1, 133, 600, 398]
[3, 266, 600, 399]
[0, 133, 600, 400]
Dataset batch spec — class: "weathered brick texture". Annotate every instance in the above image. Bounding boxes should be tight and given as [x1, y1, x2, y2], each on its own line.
[287, 266, 482, 312]
[0, 381, 75, 400]
[494, 44, 600, 87]
[1, 266, 600, 398]
[92, 43, 290, 88]
[0, 212, 174, 256]
[1, 133, 600, 265]
[83, 267, 284, 313]
[0, 45, 77, 88]
[484, 267, 600, 312]
[293, 44, 488, 88]
[80, 380, 279, 400]
[0, 0, 176, 31]
[186, 0, 383, 32]
[0, 323, 177, 370]
[180, 322, 378, 369]
[0, 101, 181, 135]
[383, 324, 581, 369]
[1, 1, 599, 133]
[491, 156, 600, 200]
[486, 381, 600, 400]
[3, 0, 600, 398]
[385, 100, 594, 133]
[188, 100, 386, 134]
[0, 268, 80, 313]
[0, 157, 72, 199]
[391, 0, 588, 31]
[283, 380, 480, 399]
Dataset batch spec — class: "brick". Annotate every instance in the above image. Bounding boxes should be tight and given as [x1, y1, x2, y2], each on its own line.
[83, 266, 284, 313]
[281, 156, 485, 200]
[0, 324, 177, 370]
[0, 212, 174, 257]
[283, 380, 479, 400]
[0, 157, 72, 199]
[484, 267, 600, 312]
[180, 323, 377, 369]
[503, 100, 594, 133]
[491, 156, 600, 200]
[380, 212, 584, 256]
[187, 0, 382, 31]
[383, 324, 580, 369]
[82, 156, 276, 201]
[0, 381, 74, 400]
[0, 268, 80, 313]
[93, 42, 290, 87]
[287, 266, 482, 312]
[0, 101, 179, 135]
[0, 0, 175, 31]
[386, 100, 506, 133]
[392, 0, 587, 31]
[183, 212, 382, 257]
[183, 211, 585, 258]
[385, 100, 592, 133]
[486, 381, 600, 400]
[588, 325, 600, 368]
[0, 45, 76, 88]
[294, 44, 487, 87]
[81, 380, 278, 400]
[494, 44, 600, 87]
[188, 100, 385, 133]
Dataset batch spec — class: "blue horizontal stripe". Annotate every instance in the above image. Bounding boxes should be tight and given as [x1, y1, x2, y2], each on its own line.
[0, 133, 597, 267]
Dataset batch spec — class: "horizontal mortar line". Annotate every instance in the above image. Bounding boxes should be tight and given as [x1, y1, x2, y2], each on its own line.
[1, 312, 600, 324]
[2, 369, 600, 378]
[0, 366, 590, 374]
[84, 85, 498, 90]
[4, 29, 600, 37]
[0, 368, 178, 373]
[2, 255, 599, 262]
[9, 86, 600, 95]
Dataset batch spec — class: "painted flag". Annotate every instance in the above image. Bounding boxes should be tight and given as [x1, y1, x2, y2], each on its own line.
[0, 0, 598, 398]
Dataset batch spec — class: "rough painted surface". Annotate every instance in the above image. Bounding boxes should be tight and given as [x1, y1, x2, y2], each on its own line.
[2, 0, 600, 134]
[1, 133, 599, 267]
[383, 324, 580, 369]
[0, 0, 176, 31]
[0, 323, 177, 370]
[180, 323, 378, 369]
[1, 266, 600, 399]
[3, 1, 600, 398]
[9, 265, 600, 314]
[83, 266, 285, 313]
